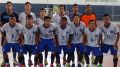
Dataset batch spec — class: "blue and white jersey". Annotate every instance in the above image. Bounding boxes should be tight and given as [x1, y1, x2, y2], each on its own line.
[19, 12, 36, 25]
[36, 17, 44, 25]
[70, 22, 85, 44]
[52, 14, 71, 25]
[84, 28, 102, 47]
[38, 23, 56, 39]
[1, 23, 22, 43]
[21, 24, 38, 45]
[100, 23, 119, 45]
[56, 25, 73, 45]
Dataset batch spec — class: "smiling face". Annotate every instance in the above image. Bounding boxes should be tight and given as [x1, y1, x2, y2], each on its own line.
[44, 19, 51, 28]
[9, 17, 16, 25]
[89, 20, 97, 31]
[73, 15, 80, 24]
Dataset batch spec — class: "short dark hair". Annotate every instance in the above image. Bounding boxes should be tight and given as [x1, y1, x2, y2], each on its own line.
[25, 2, 31, 5]
[73, 4, 78, 6]
[103, 14, 109, 17]
[58, 5, 65, 8]
[72, 14, 80, 19]
[26, 15, 33, 19]
[40, 8, 46, 12]
[10, 14, 16, 18]
[61, 17, 67, 21]
[44, 16, 51, 20]
[6, 1, 13, 5]
[89, 20, 97, 26]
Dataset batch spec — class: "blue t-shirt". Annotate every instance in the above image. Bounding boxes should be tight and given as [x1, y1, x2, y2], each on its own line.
[0, 11, 18, 25]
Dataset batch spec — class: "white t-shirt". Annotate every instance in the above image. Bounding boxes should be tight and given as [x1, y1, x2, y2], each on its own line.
[38, 23, 56, 39]
[36, 17, 44, 25]
[100, 23, 119, 45]
[84, 28, 102, 47]
[56, 25, 73, 45]
[19, 12, 36, 25]
[52, 14, 71, 25]
[70, 22, 85, 44]
[21, 24, 38, 45]
[1, 23, 22, 43]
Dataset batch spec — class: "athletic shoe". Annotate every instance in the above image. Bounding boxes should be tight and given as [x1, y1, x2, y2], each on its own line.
[56, 63, 61, 67]
[50, 64, 54, 67]
[44, 59, 48, 65]
[39, 64, 43, 67]
[77, 63, 82, 67]
[86, 64, 90, 67]
[13, 59, 18, 66]
[28, 59, 33, 66]
[97, 64, 103, 67]
[1, 60, 6, 67]
[72, 63, 75, 67]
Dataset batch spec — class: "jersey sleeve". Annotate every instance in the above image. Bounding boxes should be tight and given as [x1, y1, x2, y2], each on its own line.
[1, 24, 6, 32]
[115, 24, 119, 33]
[69, 26, 73, 34]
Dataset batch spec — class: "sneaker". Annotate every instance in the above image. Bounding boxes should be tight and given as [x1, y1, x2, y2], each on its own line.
[39, 64, 43, 67]
[97, 64, 103, 67]
[5, 63, 10, 67]
[92, 64, 96, 67]
[50, 64, 54, 67]
[44, 59, 48, 65]
[72, 63, 75, 67]
[63, 57, 66, 65]
[56, 63, 61, 67]
[13, 59, 18, 66]
[1, 60, 6, 67]
[77, 63, 82, 67]
[28, 59, 33, 66]
[86, 64, 90, 67]
[91, 55, 95, 64]
[66, 63, 70, 67]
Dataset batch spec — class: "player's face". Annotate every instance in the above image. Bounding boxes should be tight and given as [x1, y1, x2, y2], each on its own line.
[44, 19, 51, 27]
[73, 6, 78, 12]
[60, 19, 67, 26]
[25, 4, 31, 11]
[26, 18, 33, 26]
[59, 6, 65, 13]
[103, 16, 110, 24]
[85, 6, 92, 13]
[6, 3, 13, 12]
[9, 17, 16, 25]
[73, 16, 80, 24]
[40, 10, 46, 17]
[89, 21, 96, 29]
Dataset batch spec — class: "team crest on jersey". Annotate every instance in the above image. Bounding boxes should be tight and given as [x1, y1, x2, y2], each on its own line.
[110, 30, 114, 34]
[49, 30, 52, 33]
[16, 29, 19, 33]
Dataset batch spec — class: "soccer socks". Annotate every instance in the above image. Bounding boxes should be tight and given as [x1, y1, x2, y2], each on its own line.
[3, 53, 9, 63]
[113, 57, 118, 67]
[38, 53, 43, 64]
[56, 53, 60, 64]
[85, 53, 89, 64]
[51, 53, 55, 64]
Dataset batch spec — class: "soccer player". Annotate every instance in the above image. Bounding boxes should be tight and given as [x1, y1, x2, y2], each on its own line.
[81, 4, 96, 27]
[68, 4, 81, 21]
[19, 2, 36, 25]
[0, 1, 18, 26]
[1, 14, 22, 66]
[52, 5, 71, 25]
[36, 8, 46, 25]
[70, 14, 85, 67]
[100, 14, 119, 67]
[55, 17, 73, 67]
[84, 20, 103, 67]
[36, 16, 56, 67]
[18, 15, 38, 66]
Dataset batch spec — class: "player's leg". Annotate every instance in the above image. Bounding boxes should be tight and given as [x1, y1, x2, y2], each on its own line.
[44, 45, 48, 65]
[18, 53, 25, 67]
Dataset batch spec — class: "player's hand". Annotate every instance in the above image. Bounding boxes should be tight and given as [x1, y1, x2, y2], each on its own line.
[114, 43, 118, 50]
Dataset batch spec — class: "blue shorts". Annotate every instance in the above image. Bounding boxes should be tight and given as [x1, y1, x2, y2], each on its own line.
[20, 45, 37, 54]
[2, 43, 20, 53]
[55, 45, 74, 54]
[85, 46, 103, 56]
[72, 43, 84, 53]
[101, 44, 118, 55]
[38, 39, 55, 52]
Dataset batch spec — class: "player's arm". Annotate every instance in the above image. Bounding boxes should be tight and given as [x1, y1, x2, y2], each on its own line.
[1, 31, 7, 46]
[84, 33, 88, 46]
[98, 34, 102, 47]
[35, 29, 40, 45]
[114, 32, 119, 49]
[18, 32, 24, 45]
[67, 34, 73, 48]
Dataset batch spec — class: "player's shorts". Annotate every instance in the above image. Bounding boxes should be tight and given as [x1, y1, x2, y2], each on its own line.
[55, 45, 74, 54]
[20, 44, 37, 54]
[2, 43, 20, 53]
[85, 46, 103, 56]
[37, 39, 55, 52]
[101, 44, 118, 55]
[72, 43, 84, 53]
